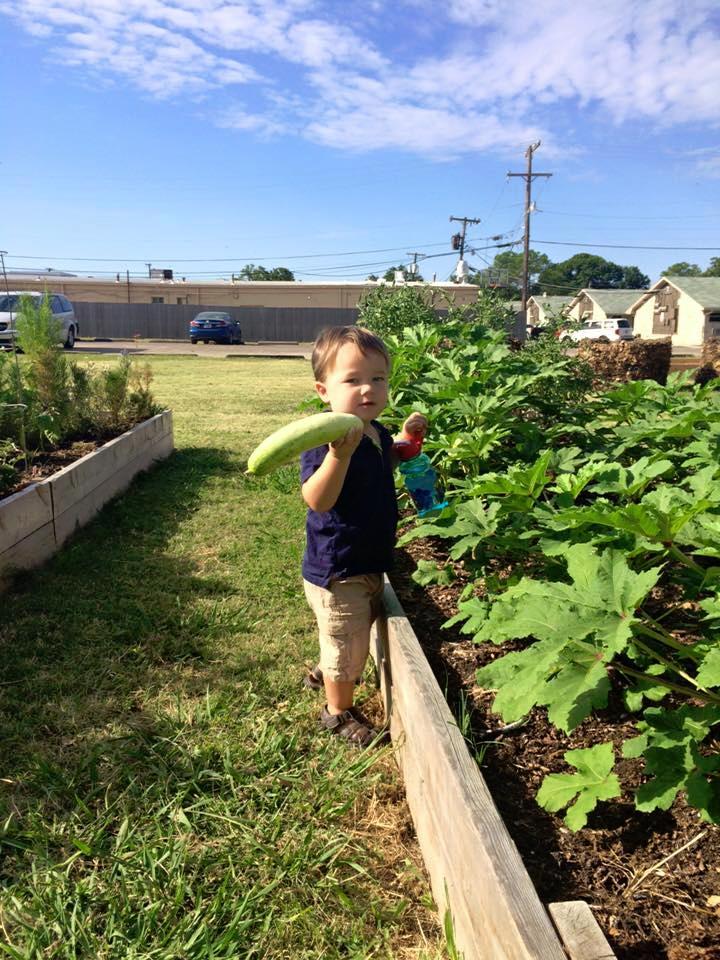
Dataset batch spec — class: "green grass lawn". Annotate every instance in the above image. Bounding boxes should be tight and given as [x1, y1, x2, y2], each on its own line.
[0, 354, 444, 959]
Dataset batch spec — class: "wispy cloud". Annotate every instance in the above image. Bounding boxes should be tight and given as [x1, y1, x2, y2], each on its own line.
[3, 0, 720, 156]
[670, 146, 720, 180]
[217, 106, 288, 138]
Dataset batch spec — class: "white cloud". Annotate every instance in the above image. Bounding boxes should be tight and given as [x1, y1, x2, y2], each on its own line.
[217, 106, 287, 137]
[672, 146, 720, 180]
[3, 0, 720, 156]
[441, 0, 720, 124]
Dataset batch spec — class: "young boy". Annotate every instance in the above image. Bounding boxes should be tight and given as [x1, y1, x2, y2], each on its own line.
[300, 325, 427, 749]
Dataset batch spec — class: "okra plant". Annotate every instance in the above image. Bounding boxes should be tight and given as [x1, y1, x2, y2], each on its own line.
[387, 312, 720, 829]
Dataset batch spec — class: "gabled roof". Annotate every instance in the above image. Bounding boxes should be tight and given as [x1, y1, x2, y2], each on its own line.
[628, 276, 720, 313]
[569, 289, 646, 315]
[528, 295, 572, 313]
[664, 277, 720, 310]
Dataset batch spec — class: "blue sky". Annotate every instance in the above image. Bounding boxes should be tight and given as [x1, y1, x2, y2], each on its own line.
[2, 0, 719, 284]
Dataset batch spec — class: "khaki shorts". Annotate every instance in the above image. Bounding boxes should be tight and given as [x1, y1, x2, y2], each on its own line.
[303, 574, 385, 683]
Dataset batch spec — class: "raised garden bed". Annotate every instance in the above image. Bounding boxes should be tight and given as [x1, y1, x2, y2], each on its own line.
[0, 410, 173, 586]
[386, 541, 719, 960]
[371, 576, 617, 960]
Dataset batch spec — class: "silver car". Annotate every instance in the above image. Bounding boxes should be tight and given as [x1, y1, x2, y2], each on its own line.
[0, 291, 78, 350]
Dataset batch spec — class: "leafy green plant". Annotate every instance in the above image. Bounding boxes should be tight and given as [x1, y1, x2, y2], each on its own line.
[14, 292, 63, 354]
[357, 283, 438, 340]
[386, 312, 720, 828]
[0, 329, 160, 493]
[536, 742, 621, 830]
[0, 437, 22, 493]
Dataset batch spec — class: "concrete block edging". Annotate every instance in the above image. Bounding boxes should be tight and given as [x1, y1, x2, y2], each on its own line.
[0, 411, 174, 585]
[370, 576, 617, 960]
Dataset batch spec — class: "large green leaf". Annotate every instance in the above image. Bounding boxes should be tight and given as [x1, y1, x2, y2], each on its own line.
[536, 742, 621, 831]
[476, 543, 660, 658]
[542, 657, 611, 731]
[476, 637, 568, 723]
[411, 560, 456, 587]
[696, 645, 720, 690]
[472, 545, 660, 731]
[623, 705, 720, 822]
[588, 456, 674, 498]
[623, 663, 668, 712]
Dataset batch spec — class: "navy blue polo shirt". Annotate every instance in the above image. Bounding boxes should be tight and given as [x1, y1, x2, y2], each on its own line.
[301, 421, 398, 589]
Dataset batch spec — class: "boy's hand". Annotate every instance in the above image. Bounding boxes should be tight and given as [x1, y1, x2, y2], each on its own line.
[329, 425, 364, 461]
[402, 412, 428, 440]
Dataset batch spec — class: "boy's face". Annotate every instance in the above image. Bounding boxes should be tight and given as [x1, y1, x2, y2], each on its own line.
[315, 342, 389, 424]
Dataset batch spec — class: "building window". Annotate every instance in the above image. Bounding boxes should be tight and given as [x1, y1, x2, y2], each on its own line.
[151, 297, 164, 304]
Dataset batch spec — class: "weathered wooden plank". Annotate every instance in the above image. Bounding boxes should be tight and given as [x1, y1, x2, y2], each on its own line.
[53, 426, 174, 546]
[370, 580, 567, 960]
[49, 412, 173, 510]
[0, 482, 53, 556]
[549, 902, 616, 960]
[0, 413, 174, 587]
[0, 521, 57, 580]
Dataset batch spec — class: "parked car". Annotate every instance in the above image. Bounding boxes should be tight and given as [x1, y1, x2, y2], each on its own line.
[0, 291, 78, 350]
[564, 318, 634, 344]
[189, 311, 243, 345]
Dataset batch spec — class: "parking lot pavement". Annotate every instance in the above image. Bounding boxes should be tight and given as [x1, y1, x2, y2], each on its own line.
[74, 339, 313, 359]
[58, 339, 706, 362]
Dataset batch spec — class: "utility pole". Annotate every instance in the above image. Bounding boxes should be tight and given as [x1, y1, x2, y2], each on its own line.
[145, 262, 152, 278]
[405, 252, 426, 279]
[0, 251, 10, 297]
[449, 216, 481, 282]
[508, 142, 552, 332]
[449, 215, 481, 260]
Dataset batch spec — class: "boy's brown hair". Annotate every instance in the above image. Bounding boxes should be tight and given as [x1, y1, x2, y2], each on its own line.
[311, 325, 390, 382]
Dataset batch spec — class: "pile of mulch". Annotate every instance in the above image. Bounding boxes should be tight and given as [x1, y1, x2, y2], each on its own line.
[391, 538, 720, 960]
[578, 338, 673, 385]
[702, 338, 720, 372]
[2, 439, 104, 499]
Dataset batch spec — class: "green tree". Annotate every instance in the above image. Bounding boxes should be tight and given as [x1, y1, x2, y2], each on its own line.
[357, 285, 437, 340]
[492, 249, 552, 282]
[469, 249, 551, 295]
[620, 265, 651, 288]
[381, 265, 424, 282]
[662, 261, 702, 277]
[539, 253, 648, 294]
[704, 257, 720, 277]
[237, 264, 295, 281]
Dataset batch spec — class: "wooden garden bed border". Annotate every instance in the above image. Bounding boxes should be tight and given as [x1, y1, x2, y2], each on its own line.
[0, 410, 174, 587]
[370, 577, 616, 960]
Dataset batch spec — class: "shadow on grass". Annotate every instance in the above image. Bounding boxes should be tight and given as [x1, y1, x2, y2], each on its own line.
[0, 445, 287, 818]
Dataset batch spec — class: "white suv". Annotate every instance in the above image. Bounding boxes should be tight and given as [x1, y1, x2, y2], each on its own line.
[0, 291, 78, 350]
[569, 318, 634, 343]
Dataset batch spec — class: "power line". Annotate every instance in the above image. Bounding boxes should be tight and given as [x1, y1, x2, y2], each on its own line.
[534, 240, 720, 251]
[5, 241, 455, 264]
[540, 209, 718, 221]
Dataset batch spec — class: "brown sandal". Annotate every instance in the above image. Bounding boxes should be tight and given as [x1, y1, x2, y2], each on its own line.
[319, 705, 385, 749]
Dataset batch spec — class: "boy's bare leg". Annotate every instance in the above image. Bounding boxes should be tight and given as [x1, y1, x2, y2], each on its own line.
[324, 678, 355, 714]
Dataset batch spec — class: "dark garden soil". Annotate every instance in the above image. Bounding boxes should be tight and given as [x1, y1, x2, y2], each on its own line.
[392, 537, 720, 960]
[3, 437, 115, 498]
